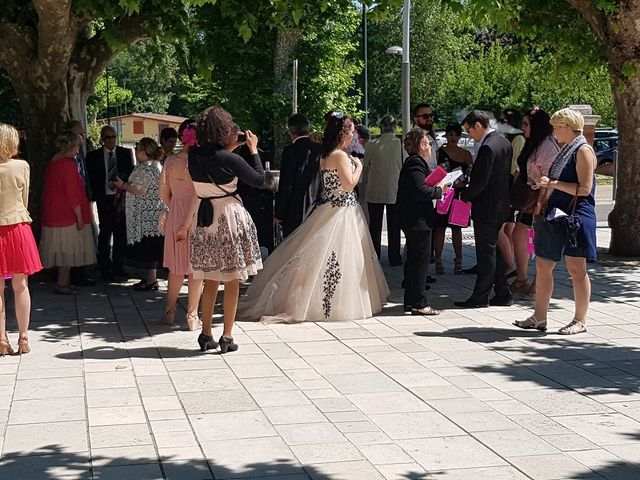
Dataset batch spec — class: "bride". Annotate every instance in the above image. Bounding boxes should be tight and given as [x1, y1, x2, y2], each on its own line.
[239, 112, 389, 323]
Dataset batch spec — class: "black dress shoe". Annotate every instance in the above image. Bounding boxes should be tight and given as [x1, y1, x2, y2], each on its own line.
[426, 275, 436, 284]
[490, 296, 514, 307]
[462, 265, 478, 275]
[454, 298, 489, 308]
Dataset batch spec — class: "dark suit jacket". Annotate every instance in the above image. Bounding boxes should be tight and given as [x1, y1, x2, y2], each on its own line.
[395, 154, 442, 232]
[86, 146, 134, 202]
[274, 137, 321, 232]
[463, 132, 512, 224]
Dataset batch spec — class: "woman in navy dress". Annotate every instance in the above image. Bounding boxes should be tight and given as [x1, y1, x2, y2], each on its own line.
[514, 108, 597, 335]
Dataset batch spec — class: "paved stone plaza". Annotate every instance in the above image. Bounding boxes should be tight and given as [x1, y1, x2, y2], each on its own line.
[1, 226, 639, 479]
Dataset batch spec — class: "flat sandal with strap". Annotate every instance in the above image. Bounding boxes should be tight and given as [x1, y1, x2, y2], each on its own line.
[513, 315, 547, 332]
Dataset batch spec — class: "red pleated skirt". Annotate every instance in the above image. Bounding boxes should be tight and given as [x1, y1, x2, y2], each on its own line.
[0, 223, 43, 276]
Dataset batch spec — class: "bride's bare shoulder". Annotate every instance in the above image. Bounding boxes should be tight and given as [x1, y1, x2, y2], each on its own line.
[321, 150, 350, 169]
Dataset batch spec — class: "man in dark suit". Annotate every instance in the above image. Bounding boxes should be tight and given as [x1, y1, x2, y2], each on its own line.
[455, 111, 513, 308]
[86, 125, 134, 280]
[274, 113, 321, 237]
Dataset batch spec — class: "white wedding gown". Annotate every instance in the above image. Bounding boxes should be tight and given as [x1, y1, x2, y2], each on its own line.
[238, 169, 389, 323]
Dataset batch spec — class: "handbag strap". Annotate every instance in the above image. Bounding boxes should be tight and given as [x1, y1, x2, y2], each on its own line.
[569, 183, 579, 215]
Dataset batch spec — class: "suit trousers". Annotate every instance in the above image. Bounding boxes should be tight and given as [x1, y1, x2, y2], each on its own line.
[368, 203, 401, 263]
[96, 196, 127, 274]
[403, 229, 432, 309]
[470, 220, 510, 302]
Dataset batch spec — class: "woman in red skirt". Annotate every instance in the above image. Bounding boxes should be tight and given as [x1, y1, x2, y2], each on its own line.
[0, 123, 42, 355]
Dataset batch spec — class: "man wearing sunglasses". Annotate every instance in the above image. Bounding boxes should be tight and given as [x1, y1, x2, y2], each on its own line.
[412, 103, 438, 169]
[86, 125, 134, 281]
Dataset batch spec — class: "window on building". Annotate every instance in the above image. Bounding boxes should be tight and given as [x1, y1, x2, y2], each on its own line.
[133, 120, 144, 135]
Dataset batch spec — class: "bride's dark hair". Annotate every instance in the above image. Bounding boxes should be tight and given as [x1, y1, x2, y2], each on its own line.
[321, 112, 354, 157]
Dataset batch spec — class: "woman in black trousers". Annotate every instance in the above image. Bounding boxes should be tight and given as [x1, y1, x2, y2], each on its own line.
[396, 128, 448, 315]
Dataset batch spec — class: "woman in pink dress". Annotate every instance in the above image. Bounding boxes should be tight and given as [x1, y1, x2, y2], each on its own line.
[159, 120, 202, 329]
[0, 123, 42, 355]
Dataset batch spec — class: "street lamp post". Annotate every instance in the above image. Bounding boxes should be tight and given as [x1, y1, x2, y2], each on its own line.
[386, 0, 411, 139]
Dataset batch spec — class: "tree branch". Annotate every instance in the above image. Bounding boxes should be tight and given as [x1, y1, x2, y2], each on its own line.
[565, 0, 608, 42]
[70, 13, 152, 96]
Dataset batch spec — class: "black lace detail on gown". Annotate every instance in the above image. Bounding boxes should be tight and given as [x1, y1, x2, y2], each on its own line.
[317, 169, 358, 208]
[191, 212, 261, 274]
[322, 251, 342, 319]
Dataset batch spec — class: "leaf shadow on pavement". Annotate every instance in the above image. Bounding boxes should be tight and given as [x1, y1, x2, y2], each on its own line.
[0, 444, 431, 479]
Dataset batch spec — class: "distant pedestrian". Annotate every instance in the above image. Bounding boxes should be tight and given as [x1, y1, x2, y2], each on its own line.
[514, 108, 597, 334]
[0, 123, 42, 356]
[364, 115, 403, 265]
[115, 137, 165, 291]
[412, 103, 439, 169]
[159, 119, 202, 329]
[40, 131, 96, 295]
[455, 111, 513, 308]
[160, 127, 178, 163]
[274, 113, 322, 237]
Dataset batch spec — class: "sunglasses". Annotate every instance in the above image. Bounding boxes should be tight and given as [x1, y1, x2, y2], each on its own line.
[414, 113, 434, 119]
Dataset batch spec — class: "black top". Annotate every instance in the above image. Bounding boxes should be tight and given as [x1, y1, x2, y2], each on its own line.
[188, 145, 266, 188]
[462, 131, 512, 224]
[395, 154, 443, 231]
[275, 137, 322, 228]
[438, 146, 467, 173]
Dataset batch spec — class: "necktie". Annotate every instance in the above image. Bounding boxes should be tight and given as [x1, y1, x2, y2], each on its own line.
[107, 151, 117, 186]
[76, 154, 86, 185]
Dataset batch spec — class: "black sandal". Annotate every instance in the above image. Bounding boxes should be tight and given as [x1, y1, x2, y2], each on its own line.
[133, 280, 159, 291]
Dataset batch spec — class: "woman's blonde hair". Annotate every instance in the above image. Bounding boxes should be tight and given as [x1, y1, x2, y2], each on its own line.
[550, 108, 585, 133]
[0, 123, 19, 160]
[136, 137, 163, 161]
[55, 131, 81, 155]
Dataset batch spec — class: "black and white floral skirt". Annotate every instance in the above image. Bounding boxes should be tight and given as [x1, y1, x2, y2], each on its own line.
[190, 197, 262, 281]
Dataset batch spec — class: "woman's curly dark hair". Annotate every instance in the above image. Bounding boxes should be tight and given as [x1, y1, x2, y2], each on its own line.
[321, 112, 354, 157]
[196, 106, 234, 148]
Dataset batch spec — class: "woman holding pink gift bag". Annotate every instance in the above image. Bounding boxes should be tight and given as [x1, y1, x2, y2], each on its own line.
[396, 128, 448, 316]
[433, 123, 473, 275]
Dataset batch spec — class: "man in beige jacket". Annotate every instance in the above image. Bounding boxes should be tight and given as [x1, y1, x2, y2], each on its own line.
[364, 115, 404, 265]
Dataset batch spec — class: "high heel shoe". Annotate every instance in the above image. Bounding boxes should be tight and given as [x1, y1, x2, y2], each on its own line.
[0, 338, 14, 356]
[186, 311, 201, 331]
[197, 333, 218, 352]
[16, 336, 30, 355]
[219, 336, 239, 354]
[133, 280, 159, 291]
[162, 307, 176, 325]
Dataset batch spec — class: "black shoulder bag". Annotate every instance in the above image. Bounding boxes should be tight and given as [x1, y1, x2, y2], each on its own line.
[533, 185, 582, 262]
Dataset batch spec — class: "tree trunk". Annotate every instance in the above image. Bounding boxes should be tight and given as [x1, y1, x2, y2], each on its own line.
[607, 75, 640, 256]
[273, 27, 302, 167]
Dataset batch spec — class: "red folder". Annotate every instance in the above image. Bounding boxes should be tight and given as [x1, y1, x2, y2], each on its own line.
[425, 165, 447, 186]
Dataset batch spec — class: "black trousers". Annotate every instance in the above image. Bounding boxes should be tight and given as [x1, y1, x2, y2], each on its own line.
[403, 229, 432, 309]
[470, 220, 510, 302]
[368, 203, 402, 263]
[96, 196, 127, 274]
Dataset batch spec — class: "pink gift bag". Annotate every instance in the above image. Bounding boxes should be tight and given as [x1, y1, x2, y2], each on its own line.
[436, 189, 454, 215]
[527, 228, 535, 255]
[425, 166, 447, 186]
[448, 199, 471, 227]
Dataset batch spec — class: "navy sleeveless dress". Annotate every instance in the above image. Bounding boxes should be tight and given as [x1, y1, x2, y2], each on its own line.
[547, 149, 597, 262]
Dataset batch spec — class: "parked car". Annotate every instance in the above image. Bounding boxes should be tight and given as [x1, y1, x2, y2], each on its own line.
[594, 128, 617, 176]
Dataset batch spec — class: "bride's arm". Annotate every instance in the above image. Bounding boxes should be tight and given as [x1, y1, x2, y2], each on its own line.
[335, 151, 362, 191]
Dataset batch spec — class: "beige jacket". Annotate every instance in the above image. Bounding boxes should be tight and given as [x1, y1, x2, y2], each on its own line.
[363, 133, 403, 204]
[0, 159, 31, 226]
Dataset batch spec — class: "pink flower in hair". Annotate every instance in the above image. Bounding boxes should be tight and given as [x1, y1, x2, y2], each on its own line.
[180, 126, 198, 146]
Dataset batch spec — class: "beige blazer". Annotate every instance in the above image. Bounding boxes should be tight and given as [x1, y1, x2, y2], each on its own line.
[0, 159, 31, 226]
[363, 133, 403, 204]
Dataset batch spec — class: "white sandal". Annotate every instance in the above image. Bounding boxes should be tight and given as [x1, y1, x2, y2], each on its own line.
[558, 319, 587, 335]
[513, 315, 547, 332]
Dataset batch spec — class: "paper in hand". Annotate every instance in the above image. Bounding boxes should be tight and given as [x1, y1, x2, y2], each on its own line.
[440, 168, 464, 186]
